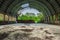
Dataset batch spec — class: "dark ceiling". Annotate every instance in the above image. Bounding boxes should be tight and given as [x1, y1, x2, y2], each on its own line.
[0, 0, 60, 16]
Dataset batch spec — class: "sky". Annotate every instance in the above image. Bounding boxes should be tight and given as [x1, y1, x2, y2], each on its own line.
[18, 3, 40, 16]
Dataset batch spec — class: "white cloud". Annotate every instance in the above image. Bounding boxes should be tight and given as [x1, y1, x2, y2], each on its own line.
[18, 7, 40, 16]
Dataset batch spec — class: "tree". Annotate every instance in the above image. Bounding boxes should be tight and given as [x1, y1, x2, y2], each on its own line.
[18, 12, 44, 23]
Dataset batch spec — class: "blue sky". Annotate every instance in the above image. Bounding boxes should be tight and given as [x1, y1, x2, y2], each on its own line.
[18, 3, 40, 16]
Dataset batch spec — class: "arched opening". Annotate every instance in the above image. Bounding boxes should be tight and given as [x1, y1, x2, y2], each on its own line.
[12, 1, 51, 23]
[14, 3, 45, 23]
[17, 7, 44, 23]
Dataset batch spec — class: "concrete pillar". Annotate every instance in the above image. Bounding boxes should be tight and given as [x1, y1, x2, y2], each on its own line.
[46, 16, 50, 23]
[55, 14, 59, 24]
[49, 16, 53, 24]
[16, 15, 18, 23]
[4, 14, 5, 21]
[9, 16, 12, 21]
[50, 16, 53, 24]
[58, 14, 60, 24]
[7, 15, 9, 23]
[5, 15, 8, 21]
[47, 16, 50, 23]
[11, 16, 12, 21]
[47, 15, 53, 24]
[11, 16, 13, 21]
[44, 17, 46, 23]
[44, 17, 48, 23]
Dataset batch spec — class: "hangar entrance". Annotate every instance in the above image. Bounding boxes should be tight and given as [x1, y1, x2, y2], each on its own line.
[17, 3, 44, 23]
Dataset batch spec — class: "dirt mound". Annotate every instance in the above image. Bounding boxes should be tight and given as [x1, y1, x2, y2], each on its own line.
[0, 26, 59, 40]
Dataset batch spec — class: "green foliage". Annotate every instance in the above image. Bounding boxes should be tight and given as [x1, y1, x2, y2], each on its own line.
[18, 13, 44, 23]
[58, 14, 60, 20]
[0, 16, 3, 21]
[18, 15, 30, 20]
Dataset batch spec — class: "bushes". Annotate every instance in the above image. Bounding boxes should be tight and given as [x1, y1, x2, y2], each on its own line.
[18, 13, 44, 23]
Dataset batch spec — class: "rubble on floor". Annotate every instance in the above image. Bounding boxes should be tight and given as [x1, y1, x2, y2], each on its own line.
[0, 26, 59, 40]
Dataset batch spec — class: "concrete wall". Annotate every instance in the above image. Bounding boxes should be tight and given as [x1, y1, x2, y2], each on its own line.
[0, 13, 16, 22]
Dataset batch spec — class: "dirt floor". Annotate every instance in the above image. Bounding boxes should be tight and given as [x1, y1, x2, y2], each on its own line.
[0, 23, 60, 40]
